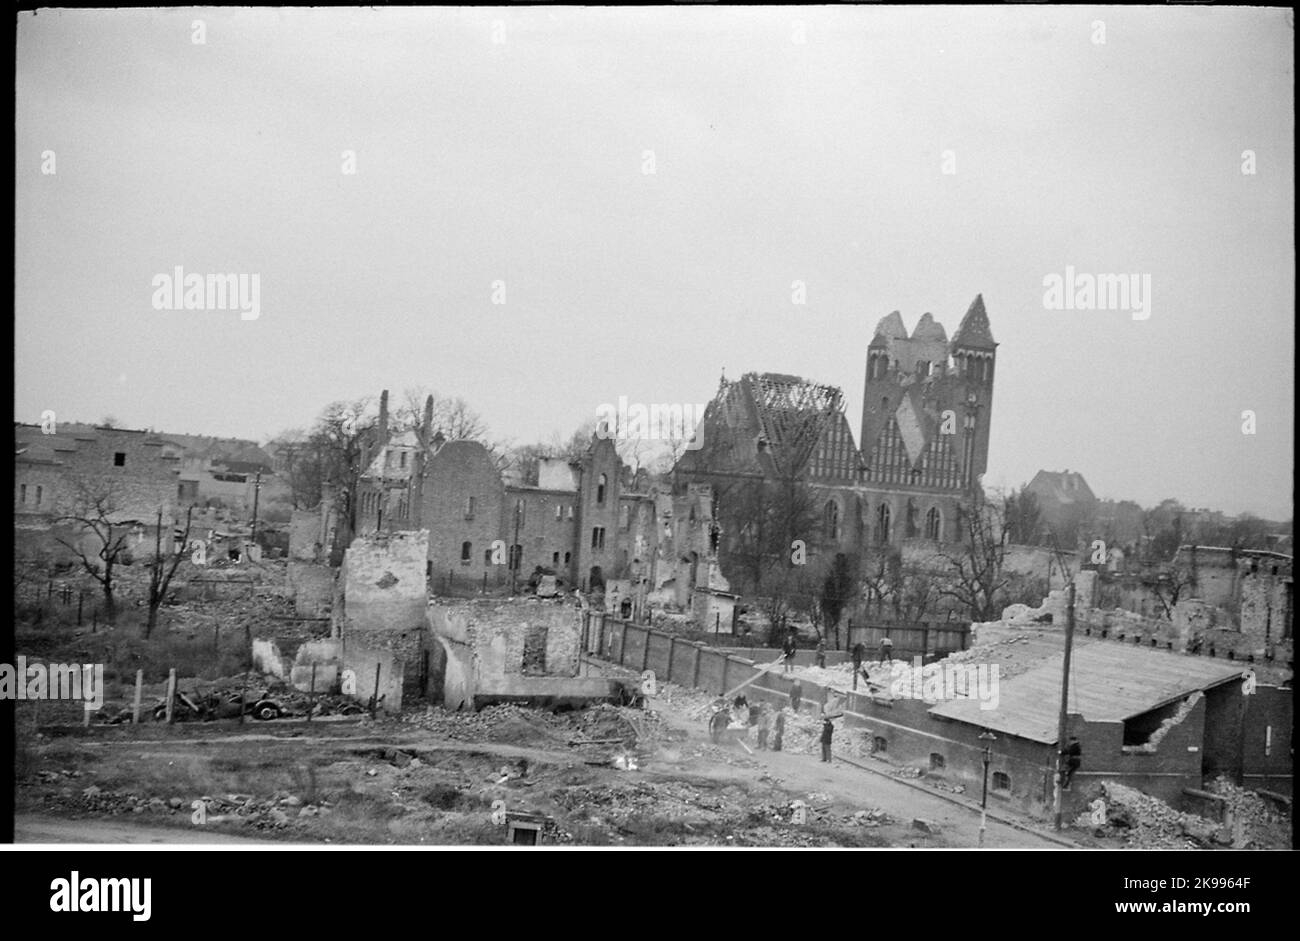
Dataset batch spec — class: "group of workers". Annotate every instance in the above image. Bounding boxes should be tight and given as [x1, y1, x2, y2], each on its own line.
[709, 629, 904, 762]
[707, 688, 845, 763]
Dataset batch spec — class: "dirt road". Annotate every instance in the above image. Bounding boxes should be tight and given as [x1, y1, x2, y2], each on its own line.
[13, 815, 270, 845]
[647, 696, 1074, 849]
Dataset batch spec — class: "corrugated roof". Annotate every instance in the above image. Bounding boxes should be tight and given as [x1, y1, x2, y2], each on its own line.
[928, 640, 1244, 744]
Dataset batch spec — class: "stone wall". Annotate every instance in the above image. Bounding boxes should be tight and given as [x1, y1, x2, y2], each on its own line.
[427, 599, 591, 707]
[340, 530, 429, 633]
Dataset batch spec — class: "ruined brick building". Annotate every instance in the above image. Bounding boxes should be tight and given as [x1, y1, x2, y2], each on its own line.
[674, 295, 998, 564]
[336, 296, 995, 617]
[347, 392, 714, 609]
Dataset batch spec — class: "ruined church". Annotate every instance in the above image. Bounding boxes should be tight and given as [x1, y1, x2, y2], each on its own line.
[673, 294, 998, 559]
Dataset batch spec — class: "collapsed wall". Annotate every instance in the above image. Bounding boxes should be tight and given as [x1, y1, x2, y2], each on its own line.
[427, 599, 622, 709]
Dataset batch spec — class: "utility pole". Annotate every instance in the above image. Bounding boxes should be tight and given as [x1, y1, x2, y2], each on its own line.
[979, 730, 996, 847]
[1053, 579, 1077, 831]
[250, 471, 262, 544]
[510, 500, 521, 594]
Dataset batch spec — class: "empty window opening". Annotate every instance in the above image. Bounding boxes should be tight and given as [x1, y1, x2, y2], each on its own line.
[522, 625, 548, 675]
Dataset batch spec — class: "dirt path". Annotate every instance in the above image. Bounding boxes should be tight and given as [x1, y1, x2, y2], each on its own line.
[12, 815, 271, 845]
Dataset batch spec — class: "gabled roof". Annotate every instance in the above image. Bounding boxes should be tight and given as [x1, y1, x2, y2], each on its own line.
[1028, 469, 1097, 506]
[951, 294, 997, 350]
[928, 636, 1243, 744]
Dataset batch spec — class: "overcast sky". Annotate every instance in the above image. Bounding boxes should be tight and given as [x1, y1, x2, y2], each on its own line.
[15, 6, 1294, 519]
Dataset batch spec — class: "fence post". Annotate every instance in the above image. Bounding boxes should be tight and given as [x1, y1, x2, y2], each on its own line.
[371, 662, 382, 717]
[618, 620, 628, 666]
[165, 669, 177, 725]
[692, 644, 702, 688]
[132, 670, 143, 724]
[720, 656, 729, 697]
[666, 636, 676, 683]
[641, 627, 651, 673]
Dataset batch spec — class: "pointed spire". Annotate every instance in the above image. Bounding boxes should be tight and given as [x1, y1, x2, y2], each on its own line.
[952, 294, 996, 350]
[870, 310, 908, 348]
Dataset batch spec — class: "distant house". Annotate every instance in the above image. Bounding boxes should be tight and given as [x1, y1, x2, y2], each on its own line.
[13, 421, 182, 561]
[1026, 469, 1098, 541]
[155, 433, 274, 514]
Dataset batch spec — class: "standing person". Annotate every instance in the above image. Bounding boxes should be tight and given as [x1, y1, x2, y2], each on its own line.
[709, 706, 728, 744]
[757, 704, 771, 750]
[772, 709, 785, 752]
[789, 679, 803, 714]
[815, 638, 827, 669]
[851, 642, 865, 690]
[782, 630, 798, 674]
[879, 635, 894, 665]
[820, 712, 843, 763]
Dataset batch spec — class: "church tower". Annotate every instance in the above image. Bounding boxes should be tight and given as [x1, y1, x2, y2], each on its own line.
[948, 294, 997, 489]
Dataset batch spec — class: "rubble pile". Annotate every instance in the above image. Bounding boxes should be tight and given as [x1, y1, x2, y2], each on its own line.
[403, 704, 571, 744]
[32, 778, 329, 831]
[1091, 781, 1227, 849]
[652, 682, 719, 721]
[942, 634, 1042, 679]
[1206, 776, 1292, 849]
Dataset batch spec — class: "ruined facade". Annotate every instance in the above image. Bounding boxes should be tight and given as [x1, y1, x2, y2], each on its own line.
[334, 529, 432, 711]
[427, 599, 617, 708]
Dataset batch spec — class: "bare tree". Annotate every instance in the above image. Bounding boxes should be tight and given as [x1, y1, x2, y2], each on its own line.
[308, 398, 380, 555]
[718, 474, 821, 597]
[861, 546, 943, 631]
[54, 476, 135, 622]
[145, 505, 194, 638]
[929, 489, 1015, 623]
[395, 386, 494, 444]
[268, 428, 325, 510]
[1004, 483, 1044, 545]
[1150, 564, 1196, 619]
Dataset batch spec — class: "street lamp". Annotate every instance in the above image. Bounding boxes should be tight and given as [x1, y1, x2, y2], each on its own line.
[978, 730, 997, 847]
